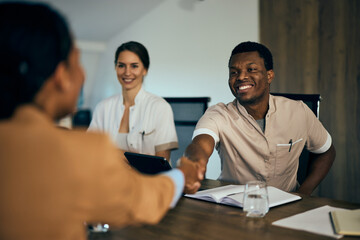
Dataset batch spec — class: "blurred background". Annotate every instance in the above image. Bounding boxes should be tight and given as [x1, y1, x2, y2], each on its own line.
[13, 0, 360, 204]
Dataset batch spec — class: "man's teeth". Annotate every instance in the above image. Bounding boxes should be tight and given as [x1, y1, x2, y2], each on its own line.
[239, 85, 251, 90]
[124, 79, 133, 82]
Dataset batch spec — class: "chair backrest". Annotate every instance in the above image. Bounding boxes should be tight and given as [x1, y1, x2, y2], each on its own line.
[271, 93, 321, 119]
[72, 109, 92, 128]
[271, 93, 321, 184]
[164, 97, 210, 167]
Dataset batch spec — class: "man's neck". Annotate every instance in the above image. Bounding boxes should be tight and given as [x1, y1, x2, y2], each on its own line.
[244, 104, 269, 120]
[240, 94, 270, 120]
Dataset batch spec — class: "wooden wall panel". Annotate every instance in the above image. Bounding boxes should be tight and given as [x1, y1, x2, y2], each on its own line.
[260, 0, 360, 203]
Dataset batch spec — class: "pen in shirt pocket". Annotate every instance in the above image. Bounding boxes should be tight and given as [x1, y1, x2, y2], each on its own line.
[276, 138, 303, 152]
[288, 138, 303, 152]
[139, 129, 156, 141]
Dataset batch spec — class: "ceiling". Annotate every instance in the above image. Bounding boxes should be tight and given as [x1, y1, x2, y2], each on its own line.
[19, 0, 165, 42]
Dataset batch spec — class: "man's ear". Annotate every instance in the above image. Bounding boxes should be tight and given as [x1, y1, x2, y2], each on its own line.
[267, 70, 275, 84]
[53, 62, 71, 92]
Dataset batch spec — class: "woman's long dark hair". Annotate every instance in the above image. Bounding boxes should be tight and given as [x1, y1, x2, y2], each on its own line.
[0, 2, 72, 119]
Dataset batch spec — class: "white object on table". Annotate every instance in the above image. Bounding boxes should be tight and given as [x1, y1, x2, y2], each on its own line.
[272, 205, 344, 239]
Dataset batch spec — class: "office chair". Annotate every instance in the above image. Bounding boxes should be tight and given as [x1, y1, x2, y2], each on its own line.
[271, 93, 321, 185]
[72, 109, 92, 128]
[164, 97, 210, 167]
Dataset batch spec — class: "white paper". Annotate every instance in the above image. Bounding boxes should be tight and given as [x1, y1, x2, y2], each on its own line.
[225, 186, 301, 208]
[186, 185, 245, 203]
[272, 205, 345, 239]
[185, 185, 301, 208]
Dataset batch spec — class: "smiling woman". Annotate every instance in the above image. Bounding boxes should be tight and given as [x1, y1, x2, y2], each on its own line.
[88, 41, 178, 162]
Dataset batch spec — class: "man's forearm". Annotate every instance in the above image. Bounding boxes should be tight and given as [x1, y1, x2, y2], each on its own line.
[184, 135, 215, 175]
[185, 143, 210, 164]
[298, 144, 336, 195]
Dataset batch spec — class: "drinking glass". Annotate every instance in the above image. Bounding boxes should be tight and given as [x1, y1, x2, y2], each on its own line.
[243, 181, 269, 217]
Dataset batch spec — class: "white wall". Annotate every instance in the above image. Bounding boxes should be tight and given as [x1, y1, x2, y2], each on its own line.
[82, 0, 259, 179]
[77, 41, 107, 109]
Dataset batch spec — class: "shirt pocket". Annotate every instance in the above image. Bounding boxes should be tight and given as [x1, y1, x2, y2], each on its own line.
[275, 138, 303, 176]
[140, 129, 156, 139]
[140, 129, 156, 154]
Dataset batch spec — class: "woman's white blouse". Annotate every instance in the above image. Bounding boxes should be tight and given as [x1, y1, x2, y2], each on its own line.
[116, 133, 129, 151]
[88, 88, 178, 155]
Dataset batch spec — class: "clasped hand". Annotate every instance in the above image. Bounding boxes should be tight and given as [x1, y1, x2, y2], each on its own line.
[177, 157, 205, 194]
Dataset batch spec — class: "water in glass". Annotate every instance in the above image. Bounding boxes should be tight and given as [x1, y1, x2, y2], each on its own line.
[243, 181, 269, 217]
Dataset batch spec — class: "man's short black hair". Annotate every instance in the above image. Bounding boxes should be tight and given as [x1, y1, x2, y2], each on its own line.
[230, 41, 273, 71]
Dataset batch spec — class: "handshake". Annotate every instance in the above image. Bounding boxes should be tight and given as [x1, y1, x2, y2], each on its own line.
[176, 157, 206, 194]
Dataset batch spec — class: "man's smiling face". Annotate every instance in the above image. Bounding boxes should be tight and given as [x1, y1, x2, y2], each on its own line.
[228, 51, 274, 106]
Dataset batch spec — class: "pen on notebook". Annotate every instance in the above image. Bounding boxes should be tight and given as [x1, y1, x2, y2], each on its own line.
[288, 139, 293, 152]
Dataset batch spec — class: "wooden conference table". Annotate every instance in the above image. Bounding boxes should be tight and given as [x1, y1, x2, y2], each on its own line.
[89, 179, 360, 240]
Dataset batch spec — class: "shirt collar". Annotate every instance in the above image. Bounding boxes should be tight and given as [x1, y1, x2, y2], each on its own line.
[235, 99, 248, 116]
[234, 94, 275, 118]
[121, 87, 145, 109]
[12, 105, 54, 126]
[268, 94, 276, 116]
[134, 87, 145, 105]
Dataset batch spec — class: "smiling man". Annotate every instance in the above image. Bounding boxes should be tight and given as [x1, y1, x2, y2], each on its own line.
[184, 41, 336, 195]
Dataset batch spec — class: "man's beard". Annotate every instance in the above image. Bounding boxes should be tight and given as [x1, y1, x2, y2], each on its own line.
[235, 90, 268, 106]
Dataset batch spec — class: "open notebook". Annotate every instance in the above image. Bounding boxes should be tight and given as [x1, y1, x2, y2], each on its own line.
[185, 184, 301, 208]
